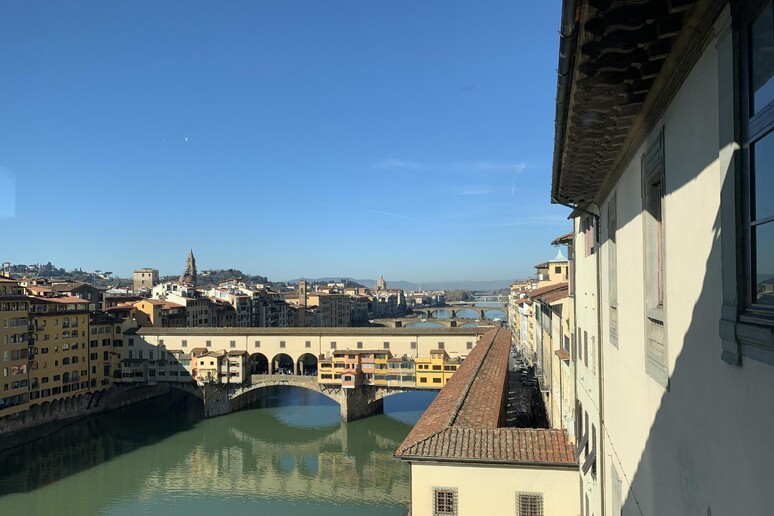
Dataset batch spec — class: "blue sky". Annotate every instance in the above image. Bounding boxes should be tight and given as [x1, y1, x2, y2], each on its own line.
[0, 0, 569, 282]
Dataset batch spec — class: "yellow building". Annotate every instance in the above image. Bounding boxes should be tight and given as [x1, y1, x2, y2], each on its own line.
[195, 350, 225, 383]
[133, 299, 186, 328]
[318, 349, 392, 387]
[0, 277, 31, 416]
[415, 349, 460, 389]
[29, 296, 95, 405]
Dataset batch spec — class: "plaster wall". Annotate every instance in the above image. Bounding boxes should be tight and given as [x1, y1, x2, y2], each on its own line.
[409, 462, 579, 516]
[596, 23, 774, 515]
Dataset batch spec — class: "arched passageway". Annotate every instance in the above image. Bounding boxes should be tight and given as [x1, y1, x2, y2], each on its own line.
[297, 353, 318, 376]
[250, 353, 269, 375]
[272, 353, 294, 375]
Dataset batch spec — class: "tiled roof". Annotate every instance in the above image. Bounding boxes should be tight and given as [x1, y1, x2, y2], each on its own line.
[398, 427, 575, 465]
[526, 282, 568, 298]
[138, 327, 485, 337]
[395, 327, 575, 467]
[552, 232, 573, 245]
[533, 284, 569, 304]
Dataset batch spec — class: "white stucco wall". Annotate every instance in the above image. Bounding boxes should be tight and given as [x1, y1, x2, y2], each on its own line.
[595, 16, 774, 516]
[410, 462, 579, 516]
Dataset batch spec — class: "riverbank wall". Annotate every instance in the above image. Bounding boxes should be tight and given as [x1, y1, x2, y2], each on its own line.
[0, 383, 199, 451]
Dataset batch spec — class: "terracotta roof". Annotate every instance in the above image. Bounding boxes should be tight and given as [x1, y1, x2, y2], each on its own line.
[552, 232, 574, 246]
[395, 327, 575, 467]
[34, 296, 90, 304]
[533, 284, 569, 304]
[398, 427, 575, 465]
[137, 327, 485, 337]
[527, 282, 568, 299]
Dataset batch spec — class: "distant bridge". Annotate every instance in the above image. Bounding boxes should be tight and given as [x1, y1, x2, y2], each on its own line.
[411, 305, 508, 320]
[372, 317, 497, 329]
[203, 374, 438, 421]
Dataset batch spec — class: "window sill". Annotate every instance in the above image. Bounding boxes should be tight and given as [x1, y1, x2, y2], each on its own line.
[721, 315, 774, 367]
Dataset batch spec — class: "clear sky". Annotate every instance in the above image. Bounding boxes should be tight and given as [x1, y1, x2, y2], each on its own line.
[0, 0, 569, 282]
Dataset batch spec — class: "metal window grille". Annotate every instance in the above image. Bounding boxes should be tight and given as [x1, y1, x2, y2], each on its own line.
[305, 341, 311, 348]
[516, 493, 544, 516]
[254, 340, 260, 348]
[433, 488, 457, 515]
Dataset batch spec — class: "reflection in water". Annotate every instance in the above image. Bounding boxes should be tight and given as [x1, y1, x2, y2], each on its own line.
[0, 386, 430, 516]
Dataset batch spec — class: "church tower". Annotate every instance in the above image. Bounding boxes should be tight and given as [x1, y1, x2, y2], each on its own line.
[179, 249, 197, 286]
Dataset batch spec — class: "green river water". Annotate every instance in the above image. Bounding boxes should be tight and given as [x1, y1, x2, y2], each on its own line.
[0, 387, 435, 516]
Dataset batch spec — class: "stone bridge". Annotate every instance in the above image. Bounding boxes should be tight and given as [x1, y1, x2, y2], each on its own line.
[202, 374, 434, 421]
[373, 317, 492, 329]
[411, 305, 508, 320]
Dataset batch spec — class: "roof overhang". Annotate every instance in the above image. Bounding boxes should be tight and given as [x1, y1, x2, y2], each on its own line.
[552, 0, 725, 207]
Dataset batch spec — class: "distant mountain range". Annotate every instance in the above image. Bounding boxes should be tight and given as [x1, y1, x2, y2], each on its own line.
[285, 277, 516, 292]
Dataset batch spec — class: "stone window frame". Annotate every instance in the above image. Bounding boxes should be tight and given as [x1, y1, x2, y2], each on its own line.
[718, 4, 774, 366]
[432, 487, 457, 516]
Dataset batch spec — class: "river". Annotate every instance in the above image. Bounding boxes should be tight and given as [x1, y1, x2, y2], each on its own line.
[0, 387, 436, 516]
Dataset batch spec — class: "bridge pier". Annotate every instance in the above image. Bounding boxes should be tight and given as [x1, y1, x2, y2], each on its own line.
[202, 383, 233, 418]
[339, 385, 384, 422]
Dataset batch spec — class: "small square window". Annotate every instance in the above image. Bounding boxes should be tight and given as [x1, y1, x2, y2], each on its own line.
[516, 492, 544, 516]
[433, 488, 457, 515]
[357, 341, 363, 349]
[206, 340, 212, 347]
[159, 339, 164, 345]
[411, 341, 417, 349]
[305, 340, 311, 348]
[182, 340, 187, 348]
[230, 340, 236, 348]
[438, 342, 445, 350]
[254, 340, 260, 348]
[280, 341, 286, 349]
[466, 341, 473, 350]
[383, 341, 389, 349]
[330, 341, 337, 349]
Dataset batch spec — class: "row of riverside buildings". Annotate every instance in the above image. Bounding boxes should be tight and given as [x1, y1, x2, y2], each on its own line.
[395, 1, 774, 515]
[547, 0, 774, 514]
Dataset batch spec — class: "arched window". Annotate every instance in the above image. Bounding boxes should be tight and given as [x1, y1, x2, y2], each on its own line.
[71, 330, 78, 337]
[62, 357, 70, 365]
[62, 317, 70, 328]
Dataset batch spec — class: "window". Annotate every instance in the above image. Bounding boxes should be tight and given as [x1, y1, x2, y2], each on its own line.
[159, 339, 164, 345]
[357, 341, 363, 349]
[516, 493, 544, 516]
[608, 192, 619, 348]
[420, 377, 427, 383]
[411, 341, 417, 349]
[383, 341, 389, 350]
[280, 341, 286, 349]
[466, 341, 473, 350]
[305, 340, 311, 348]
[642, 130, 669, 387]
[583, 330, 588, 367]
[182, 340, 187, 348]
[432, 488, 457, 515]
[230, 340, 236, 348]
[437, 342, 444, 350]
[330, 341, 336, 349]
[738, 0, 774, 330]
[554, 266, 561, 274]
[206, 340, 212, 347]
[254, 340, 260, 348]
[583, 216, 596, 256]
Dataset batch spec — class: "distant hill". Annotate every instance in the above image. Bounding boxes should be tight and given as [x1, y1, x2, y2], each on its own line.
[284, 277, 516, 292]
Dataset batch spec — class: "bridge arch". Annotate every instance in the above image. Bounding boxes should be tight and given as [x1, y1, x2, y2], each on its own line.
[250, 352, 269, 375]
[271, 353, 294, 375]
[296, 353, 318, 376]
[483, 308, 507, 319]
